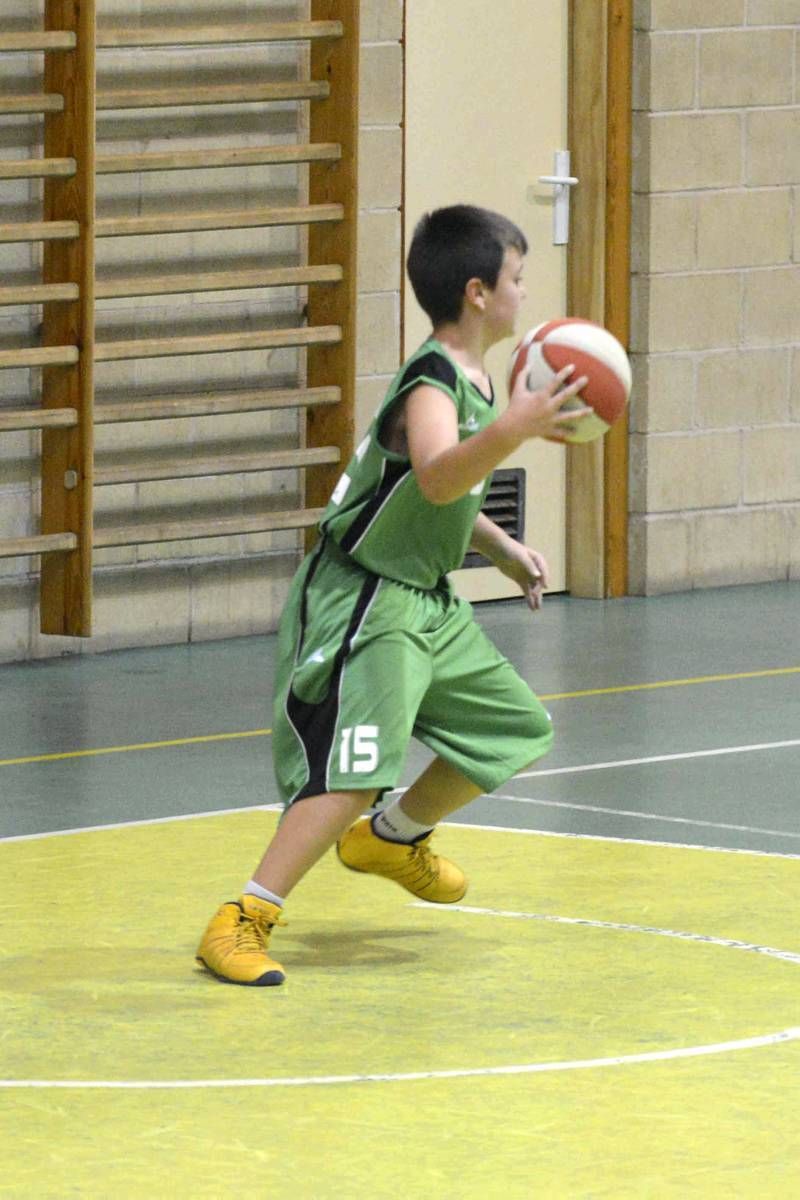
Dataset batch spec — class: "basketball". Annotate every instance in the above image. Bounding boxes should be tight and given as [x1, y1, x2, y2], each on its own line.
[507, 318, 632, 444]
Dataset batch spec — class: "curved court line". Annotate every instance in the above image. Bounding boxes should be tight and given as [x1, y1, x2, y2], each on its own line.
[414, 903, 800, 966]
[1, 1029, 799, 1089]
[1, 664, 797, 770]
[3, 909, 800, 1090]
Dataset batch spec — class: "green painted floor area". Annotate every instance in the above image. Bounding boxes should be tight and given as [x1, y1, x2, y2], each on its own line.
[1, 581, 798, 853]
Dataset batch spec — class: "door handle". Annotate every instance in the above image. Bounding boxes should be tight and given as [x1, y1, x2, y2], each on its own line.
[538, 150, 578, 245]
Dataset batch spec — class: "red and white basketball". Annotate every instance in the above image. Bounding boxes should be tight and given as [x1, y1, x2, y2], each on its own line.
[507, 317, 632, 444]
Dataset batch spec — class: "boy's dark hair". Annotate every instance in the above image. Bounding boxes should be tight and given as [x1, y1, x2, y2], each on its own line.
[406, 204, 528, 326]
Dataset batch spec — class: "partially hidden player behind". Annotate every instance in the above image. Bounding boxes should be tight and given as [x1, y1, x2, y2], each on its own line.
[196, 204, 591, 986]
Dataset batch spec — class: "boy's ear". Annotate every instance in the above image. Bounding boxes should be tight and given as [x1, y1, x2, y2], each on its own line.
[464, 276, 486, 311]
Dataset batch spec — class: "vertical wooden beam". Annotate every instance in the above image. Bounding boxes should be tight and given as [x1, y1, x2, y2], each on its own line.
[604, 0, 632, 597]
[41, 0, 95, 635]
[567, 0, 632, 597]
[567, 0, 607, 598]
[305, 0, 359, 549]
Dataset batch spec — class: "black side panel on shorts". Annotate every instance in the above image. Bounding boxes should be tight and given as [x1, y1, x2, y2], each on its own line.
[293, 538, 326, 665]
[286, 567, 381, 802]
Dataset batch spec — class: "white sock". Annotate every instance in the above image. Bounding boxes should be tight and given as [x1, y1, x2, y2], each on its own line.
[372, 802, 433, 845]
[243, 880, 285, 908]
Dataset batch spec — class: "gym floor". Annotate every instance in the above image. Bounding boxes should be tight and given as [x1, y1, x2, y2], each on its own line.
[1, 580, 799, 1198]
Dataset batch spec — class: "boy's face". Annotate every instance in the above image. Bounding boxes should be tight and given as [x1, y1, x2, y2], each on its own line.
[483, 247, 526, 342]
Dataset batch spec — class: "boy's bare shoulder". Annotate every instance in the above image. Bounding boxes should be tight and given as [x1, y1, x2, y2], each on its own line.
[381, 382, 455, 456]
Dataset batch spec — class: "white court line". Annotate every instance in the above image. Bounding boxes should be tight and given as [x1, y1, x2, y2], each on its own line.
[0, 803, 282, 844]
[411, 903, 800, 966]
[517, 737, 800, 780]
[2, 806, 800, 859]
[490, 792, 800, 842]
[452, 820, 800, 860]
[3, 836, 800, 1091]
[4, 909, 800, 1090]
[2, 1030, 799, 1089]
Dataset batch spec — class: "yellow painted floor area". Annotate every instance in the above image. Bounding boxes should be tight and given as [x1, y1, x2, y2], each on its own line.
[2, 812, 800, 1198]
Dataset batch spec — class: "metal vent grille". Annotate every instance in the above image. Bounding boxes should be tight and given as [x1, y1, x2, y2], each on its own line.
[462, 468, 526, 568]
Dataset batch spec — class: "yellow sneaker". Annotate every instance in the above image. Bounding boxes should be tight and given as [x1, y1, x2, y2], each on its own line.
[195, 895, 286, 986]
[337, 817, 467, 904]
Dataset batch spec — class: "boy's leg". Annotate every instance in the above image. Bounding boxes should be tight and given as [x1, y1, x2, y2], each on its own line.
[394, 756, 482, 826]
[340, 597, 553, 899]
[336, 757, 478, 904]
[196, 789, 376, 988]
[250, 789, 378, 897]
[197, 541, 439, 987]
[197, 560, 440, 984]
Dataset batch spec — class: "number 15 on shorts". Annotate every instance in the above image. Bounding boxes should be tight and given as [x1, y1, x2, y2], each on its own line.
[339, 725, 379, 774]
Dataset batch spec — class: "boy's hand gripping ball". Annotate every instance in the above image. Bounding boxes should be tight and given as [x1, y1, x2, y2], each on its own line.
[507, 317, 632, 444]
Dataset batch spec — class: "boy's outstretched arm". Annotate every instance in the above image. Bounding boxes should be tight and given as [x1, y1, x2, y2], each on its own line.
[406, 364, 590, 506]
[469, 512, 549, 612]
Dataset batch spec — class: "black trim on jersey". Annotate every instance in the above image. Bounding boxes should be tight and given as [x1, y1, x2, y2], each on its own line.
[287, 567, 381, 802]
[338, 458, 410, 553]
[396, 350, 458, 399]
[399, 348, 493, 407]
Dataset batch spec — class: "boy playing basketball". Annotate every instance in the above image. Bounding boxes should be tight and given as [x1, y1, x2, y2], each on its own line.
[196, 204, 590, 986]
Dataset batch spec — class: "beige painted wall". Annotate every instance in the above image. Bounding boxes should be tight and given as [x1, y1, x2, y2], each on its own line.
[629, 1, 800, 593]
[403, 0, 570, 598]
[3, 3, 796, 662]
[0, 0, 404, 662]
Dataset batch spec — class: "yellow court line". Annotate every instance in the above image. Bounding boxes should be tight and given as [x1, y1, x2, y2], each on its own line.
[539, 665, 800, 701]
[1, 665, 797, 769]
[0, 729, 271, 768]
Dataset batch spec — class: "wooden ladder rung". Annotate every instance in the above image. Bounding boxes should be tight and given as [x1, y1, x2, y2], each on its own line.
[95, 143, 340, 175]
[96, 81, 330, 111]
[95, 385, 341, 423]
[95, 203, 343, 240]
[95, 20, 343, 49]
[0, 94, 65, 115]
[0, 221, 80, 245]
[96, 264, 342, 301]
[0, 407, 78, 431]
[95, 324, 341, 363]
[0, 533, 78, 559]
[0, 345, 80, 370]
[0, 158, 76, 181]
[94, 445, 340, 487]
[0, 32, 77, 52]
[0, 284, 80, 307]
[94, 507, 325, 548]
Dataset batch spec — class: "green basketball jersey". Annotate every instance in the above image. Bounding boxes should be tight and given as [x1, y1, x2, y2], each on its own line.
[320, 338, 497, 590]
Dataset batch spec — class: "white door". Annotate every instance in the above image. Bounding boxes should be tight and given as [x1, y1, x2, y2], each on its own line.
[404, 0, 570, 596]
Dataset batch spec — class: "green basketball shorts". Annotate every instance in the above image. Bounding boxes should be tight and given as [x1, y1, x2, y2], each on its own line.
[271, 538, 554, 806]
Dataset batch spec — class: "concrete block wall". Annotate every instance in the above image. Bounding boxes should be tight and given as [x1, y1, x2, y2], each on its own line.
[0, 0, 404, 662]
[629, 0, 800, 593]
